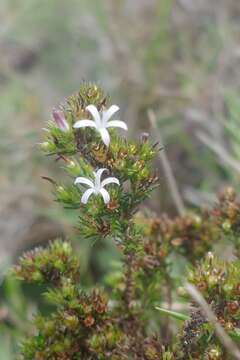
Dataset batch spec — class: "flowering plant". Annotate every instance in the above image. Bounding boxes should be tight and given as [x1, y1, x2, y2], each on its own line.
[13, 83, 240, 360]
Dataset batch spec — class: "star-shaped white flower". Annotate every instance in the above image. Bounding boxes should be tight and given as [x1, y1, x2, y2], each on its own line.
[74, 168, 120, 204]
[73, 105, 128, 146]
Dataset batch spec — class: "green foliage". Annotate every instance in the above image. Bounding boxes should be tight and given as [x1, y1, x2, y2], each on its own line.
[180, 254, 240, 359]
[0, 276, 30, 360]
[41, 82, 158, 244]
[14, 240, 80, 285]
[12, 83, 240, 359]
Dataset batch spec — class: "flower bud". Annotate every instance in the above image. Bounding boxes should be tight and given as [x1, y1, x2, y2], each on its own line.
[66, 161, 80, 176]
[141, 132, 149, 143]
[84, 315, 95, 327]
[226, 300, 239, 313]
[222, 220, 231, 231]
[52, 109, 69, 131]
[40, 141, 51, 151]
[206, 346, 222, 359]
[64, 314, 79, 329]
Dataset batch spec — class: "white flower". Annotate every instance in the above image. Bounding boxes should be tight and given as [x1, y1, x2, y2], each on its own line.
[52, 109, 69, 131]
[74, 168, 120, 204]
[73, 104, 128, 146]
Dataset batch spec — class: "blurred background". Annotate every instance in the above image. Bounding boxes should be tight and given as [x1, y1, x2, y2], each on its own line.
[1, 0, 240, 357]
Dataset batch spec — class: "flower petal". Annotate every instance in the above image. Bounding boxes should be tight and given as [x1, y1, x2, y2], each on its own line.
[94, 168, 107, 189]
[81, 188, 95, 204]
[73, 120, 96, 129]
[106, 120, 128, 131]
[99, 188, 110, 204]
[86, 105, 101, 127]
[99, 128, 110, 147]
[74, 177, 94, 188]
[102, 105, 120, 124]
[101, 177, 120, 188]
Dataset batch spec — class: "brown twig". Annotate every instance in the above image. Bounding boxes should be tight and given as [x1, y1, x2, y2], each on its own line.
[148, 109, 186, 216]
[185, 282, 240, 360]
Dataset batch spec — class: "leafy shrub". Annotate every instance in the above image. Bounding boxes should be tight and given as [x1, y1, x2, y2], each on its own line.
[13, 83, 240, 359]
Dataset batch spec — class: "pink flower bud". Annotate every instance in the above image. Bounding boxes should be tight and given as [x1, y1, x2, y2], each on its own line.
[52, 109, 69, 131]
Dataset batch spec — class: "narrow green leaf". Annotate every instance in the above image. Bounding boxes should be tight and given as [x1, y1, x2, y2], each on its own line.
[229, 328, 240, 341]
[155, 306, 190, 321]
